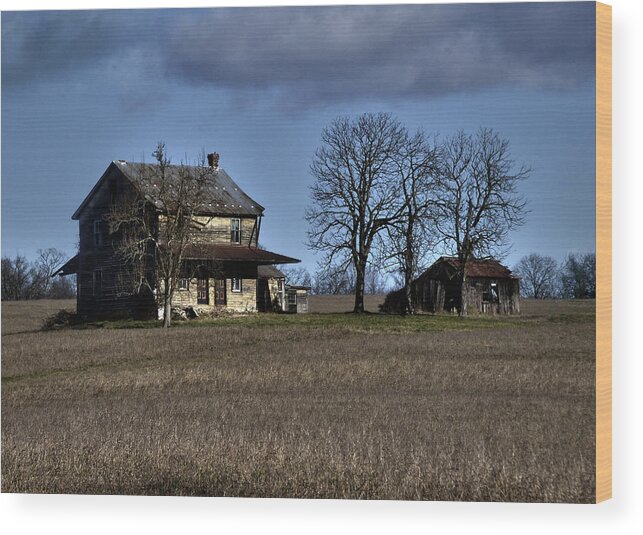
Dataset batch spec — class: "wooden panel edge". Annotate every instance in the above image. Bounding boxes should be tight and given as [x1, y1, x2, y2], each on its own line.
[595, 0, 612, 504]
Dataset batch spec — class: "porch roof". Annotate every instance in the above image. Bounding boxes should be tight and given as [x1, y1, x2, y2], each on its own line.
[53, 254, 79, 276]
[182, 244, 300, 265]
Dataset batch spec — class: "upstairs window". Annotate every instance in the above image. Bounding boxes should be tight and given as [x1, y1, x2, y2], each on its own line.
[179, 278, 189, 291]
[93, 269, 103, 296]
[93, 220, 103, 247]
[232, 277, 242, 293]
[230, 218, 241, 244]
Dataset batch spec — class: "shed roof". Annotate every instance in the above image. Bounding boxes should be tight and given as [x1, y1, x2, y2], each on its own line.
[72, 160, 264, 220]
[421, 256, 516, 280]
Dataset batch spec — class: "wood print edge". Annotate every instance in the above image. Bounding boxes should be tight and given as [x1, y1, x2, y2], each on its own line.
[595, 0, 612, 504]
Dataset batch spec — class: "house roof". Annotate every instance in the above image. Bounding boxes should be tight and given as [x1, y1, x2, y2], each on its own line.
[421, 256, 516, 280]
[257, 265, 286, 279]
[72, 160, 264, 220]
[182, 244, 300, 265]
[53, 254, 79, 277]
[52, 247, 298, 276]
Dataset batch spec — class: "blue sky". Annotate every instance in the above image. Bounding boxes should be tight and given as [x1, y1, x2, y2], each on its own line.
[1, 2, 596, 273]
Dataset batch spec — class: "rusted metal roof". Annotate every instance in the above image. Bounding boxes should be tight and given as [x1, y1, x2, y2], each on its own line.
[182, 244, 300, 265]
[115, 161, 264, 217]
[72, 161, 264, 220]
[52, 254, 79, 276]
[421, 256, 515, 280]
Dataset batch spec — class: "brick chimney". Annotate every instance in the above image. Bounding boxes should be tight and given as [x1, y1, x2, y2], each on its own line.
[207, 152, 220, 170]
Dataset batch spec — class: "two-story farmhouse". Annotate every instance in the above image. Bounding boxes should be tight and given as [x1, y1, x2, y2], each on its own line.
[55, 154, 300, 319]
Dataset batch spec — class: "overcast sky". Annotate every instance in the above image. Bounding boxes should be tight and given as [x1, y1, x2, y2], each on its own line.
[1, 2, 596, 274]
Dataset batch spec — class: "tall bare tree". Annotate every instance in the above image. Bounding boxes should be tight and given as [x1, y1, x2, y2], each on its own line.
[560, 252, 596, 299]
[307, 113, 406, 313]
[1, 255, 31, 301]
[514, 253, 558, 299]
[434, 128, 529, 316]
[107, 142, 215, 328]
[29, 248, 68, 297]
[382, 130, 441, 314]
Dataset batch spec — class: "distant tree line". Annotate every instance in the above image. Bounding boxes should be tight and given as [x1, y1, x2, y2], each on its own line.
[280, 265, 389, 296]
[284, 250, 596, 301]
[306, 112, 529, 315]
[1, 248, 75, 301]
[513, 252, 596, 299]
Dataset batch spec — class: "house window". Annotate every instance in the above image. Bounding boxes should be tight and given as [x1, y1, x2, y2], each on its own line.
[278, 279, 284, 292]
[232, 277, 242, 293]
[93, 269, 103, 296]
[230, 218, 241, 244]
[93, 220, 103, 247]
[179, 278, 189, 291]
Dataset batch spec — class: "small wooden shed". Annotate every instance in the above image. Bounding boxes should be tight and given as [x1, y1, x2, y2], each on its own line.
[286, 285, 310, 314]
[382, 256, 520, 315]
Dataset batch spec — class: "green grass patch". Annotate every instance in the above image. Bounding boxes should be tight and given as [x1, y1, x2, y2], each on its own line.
[95, 311, 531, 334]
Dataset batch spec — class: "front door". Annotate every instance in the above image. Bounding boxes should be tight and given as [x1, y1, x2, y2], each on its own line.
[214, 278, 226, 305]
[197, 278, 209, 305]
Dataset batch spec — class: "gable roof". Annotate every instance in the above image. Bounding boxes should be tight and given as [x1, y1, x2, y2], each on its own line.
[72, 160, 264, 220]
[420, 256, 516, 280]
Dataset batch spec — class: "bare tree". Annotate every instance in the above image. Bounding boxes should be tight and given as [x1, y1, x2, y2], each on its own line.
[280, 266, 312, 288]
[514, 253, 558, 299]
[107, 142, 215, 328]
[1, 255, 31, 301]
[29, 248, 68, 297]
[307, 113, 406, 313]
[382, 130, 441, 314]
[312, 264, 356, 295]
[560, 252, 596, 299]
[364, 266, 388, 295]
[1, 249, 73, 300]
[434, 128, 529, 316]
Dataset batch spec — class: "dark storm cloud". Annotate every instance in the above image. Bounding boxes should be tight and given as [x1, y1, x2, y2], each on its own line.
[2, 3, 595, 104]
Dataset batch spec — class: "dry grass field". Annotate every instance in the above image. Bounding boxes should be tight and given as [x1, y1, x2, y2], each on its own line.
[1, 297, 595, 502]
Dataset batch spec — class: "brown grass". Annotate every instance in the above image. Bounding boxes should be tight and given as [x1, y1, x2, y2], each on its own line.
[1, 297, 595, 502]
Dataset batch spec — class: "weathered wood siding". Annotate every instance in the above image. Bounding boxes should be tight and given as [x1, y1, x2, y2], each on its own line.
[414, 277, 520, 315]
[160, 215, 258, 246]
[76, 169, 156, 319]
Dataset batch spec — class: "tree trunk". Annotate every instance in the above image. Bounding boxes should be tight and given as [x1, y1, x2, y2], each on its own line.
[353, 264, 365, 313]
[403, 263, 415, 316]
[163, 278, 172, 328]
[459, 272, 468, 317]
[403, 239, 415, 315]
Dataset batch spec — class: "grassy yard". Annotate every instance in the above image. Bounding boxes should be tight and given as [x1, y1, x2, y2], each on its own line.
[1, 297, 595, 502]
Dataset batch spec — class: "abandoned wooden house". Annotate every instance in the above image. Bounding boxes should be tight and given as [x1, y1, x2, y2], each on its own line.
[55, 154, 303, 319]
[381, 256, 520, 315]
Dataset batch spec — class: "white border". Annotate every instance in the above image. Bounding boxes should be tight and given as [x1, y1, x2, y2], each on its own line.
[1, 1, 641, 533]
